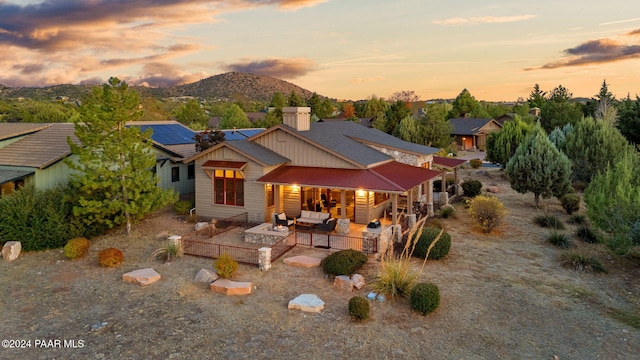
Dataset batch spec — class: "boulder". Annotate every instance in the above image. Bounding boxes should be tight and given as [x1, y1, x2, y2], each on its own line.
[333, 275, 354, 291]
[210, 279, 252, 295]
[2, 241, 21, 261]
[351, 274, 366, 290]
[195, 222, 209, 231]
[288, 294, 325, 313]
[283, 255, 321, 268]
[122, 268, 161, 286]
[193, 269, 218, 283]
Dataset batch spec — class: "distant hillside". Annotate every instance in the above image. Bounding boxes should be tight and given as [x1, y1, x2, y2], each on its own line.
[0, 72, 320, 103]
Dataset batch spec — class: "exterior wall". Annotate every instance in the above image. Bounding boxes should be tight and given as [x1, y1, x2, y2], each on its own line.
[368, 144, 434, 168]
[282, 185, 302, 218]
[354, 190, 371, 224]
[155, 160, 194, 195]
[193, 146, 271, 224]
[33, 160, 72, 189]
[253, 129, 356, 169]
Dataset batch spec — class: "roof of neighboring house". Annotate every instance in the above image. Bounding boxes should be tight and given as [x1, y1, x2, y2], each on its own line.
[318, 118, 374, 128]
[449, 118, 500, 135]
[494, 113, 516, 126]
[0, 123, 52, 141]
[256, 161, 441, 193]
[0, 123, 79, 169]
[221, 128, 264, 140]
[128, 121, 196, 145]
[255, 121, 438, 168]
[0, 168, 35, 183]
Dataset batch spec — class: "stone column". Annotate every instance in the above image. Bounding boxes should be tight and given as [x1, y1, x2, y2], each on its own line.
[407, 214, 416, 230]
[426, 180, 435, 217]
[336, 218, 350, 235]
[258, 247, 272, 271]
[168, 235, 182, 249]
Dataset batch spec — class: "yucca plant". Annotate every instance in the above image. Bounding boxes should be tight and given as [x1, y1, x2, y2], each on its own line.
[547, 231, 574, 249]
[533, 214, 565, 230]
[150, 241, 184, 263]
[575, 225, 600, 244]
[560, 250, 607, 273]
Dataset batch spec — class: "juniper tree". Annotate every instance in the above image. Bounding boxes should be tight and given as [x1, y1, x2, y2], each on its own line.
[485, 115, 533, 168]
[67, 77, 176, 235]
[505, 124, 572, 207]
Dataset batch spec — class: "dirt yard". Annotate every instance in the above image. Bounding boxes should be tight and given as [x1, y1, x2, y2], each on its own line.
[1, 168, 639, 359]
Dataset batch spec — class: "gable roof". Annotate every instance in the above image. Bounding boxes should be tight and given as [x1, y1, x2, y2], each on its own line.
[0, 123, 51, 141]
[449, 118, 500, 135]
[0, 123, 79, 169]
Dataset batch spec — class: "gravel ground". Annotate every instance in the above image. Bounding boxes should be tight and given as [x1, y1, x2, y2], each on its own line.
[1, 168, 639, 360]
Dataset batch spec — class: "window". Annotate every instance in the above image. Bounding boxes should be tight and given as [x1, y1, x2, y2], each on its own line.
[213, 170, 244, 206]
[267, 184, 275, 207]
[187, 164, 195, 180]
[375, 192, 389, 205]
[171, 167, 180, 182]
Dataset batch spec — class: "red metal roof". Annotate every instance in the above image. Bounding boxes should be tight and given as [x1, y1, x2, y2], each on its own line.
[256, 161, 441, 193]
[202, 160, 247, 169]
[433, 156, 467, 168]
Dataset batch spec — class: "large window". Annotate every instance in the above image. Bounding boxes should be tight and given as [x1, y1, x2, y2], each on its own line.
[214, 170, 244, 206]
[375, 192, 389, 205]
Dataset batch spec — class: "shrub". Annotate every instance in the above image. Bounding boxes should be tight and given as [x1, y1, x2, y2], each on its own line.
[321, 249, 368, 276]
[575, 225, 601, 244]
[461, 180, 483, 198]
[438, 204, 455, 219]
[631, 221, 640, 245]
[410, 282, 440, 315]
[560, 193, 580, 215]
[469, 158, 483, 169]
[174, 200, 194, 216]
[371, 257, 418, 299]
[151, 242, 184, 263]
[547, 231, 574, 249]
[426, 218, 444, 229]
[467, 195, 506, 233]
[567, 213, 587, 225]
[348, 296, 370, 321]
[560, 250, 607, 273]
[533, 214, 565, 230]
[63, 237, 90, 259]
[413, 227, 451, 260]
[214, 253, 239, 279]
[98, 248, 124, 268]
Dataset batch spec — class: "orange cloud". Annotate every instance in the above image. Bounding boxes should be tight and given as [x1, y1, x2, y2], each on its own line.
[223, 58, 317, 79]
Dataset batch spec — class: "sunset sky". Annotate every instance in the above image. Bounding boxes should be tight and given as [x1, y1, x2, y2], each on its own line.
[1, 0, 639, 101]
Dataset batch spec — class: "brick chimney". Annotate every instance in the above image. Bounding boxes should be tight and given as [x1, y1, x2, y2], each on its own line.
[282, 107, 311, 131]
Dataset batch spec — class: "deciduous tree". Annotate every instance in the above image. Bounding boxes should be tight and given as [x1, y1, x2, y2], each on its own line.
[67, 77, 177, 235]
[172, 99, 209, 128]
[219, 103, 251, 129]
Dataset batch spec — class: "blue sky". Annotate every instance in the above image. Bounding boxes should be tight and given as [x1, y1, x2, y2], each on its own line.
[1, 0, 639, 101]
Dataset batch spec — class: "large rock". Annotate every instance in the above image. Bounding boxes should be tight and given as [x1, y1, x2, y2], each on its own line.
[2, 241, 21, 261]
[210, 279, 252, 295]
[288, 294, 325, 313]
[193, 269, 218, 283]
[333, 275, 354, 291]
[351, 274, 366, 290]
[487, 186, 499, 193]
[283, 255, 321, 268]
[122, 268, 161, 286]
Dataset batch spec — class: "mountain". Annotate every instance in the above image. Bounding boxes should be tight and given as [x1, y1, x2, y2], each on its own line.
[0, 72, 320, 103]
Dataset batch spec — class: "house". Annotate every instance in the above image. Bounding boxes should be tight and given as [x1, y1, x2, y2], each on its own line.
[0, 121, 200, 197]
[449, 118, 502, 150]
[185, 107, 444, 235]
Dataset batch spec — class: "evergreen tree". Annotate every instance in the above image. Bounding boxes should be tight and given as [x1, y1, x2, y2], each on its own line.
[287, 91, 306, 106]
[384, 100, 412, 133]
[448, 89, 489, 119]
[616, 95, 640, 146]
[67, 77, 177, 235]
[505, 124, 572, 207]
[393, 115, 420, 143]
[540, 85, 582, 132]
[417, 104, 453, 148]
[527, 83, 547, 109]
[485, 115, 533, 168]
[584, 150, 640, 254]
[564, 116, 633, 183]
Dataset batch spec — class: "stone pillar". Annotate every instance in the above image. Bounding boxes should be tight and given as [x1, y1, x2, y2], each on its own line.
[167, 235, 182, 249]
[258, 247, 272, 271]
[392, 224, 403, 243]
[407, 214, 416, 230]
[336, 218, 350, 235]
[439, 191, 449, 205]
[426, 180, 434, 217]
[427, 203, 434, 217]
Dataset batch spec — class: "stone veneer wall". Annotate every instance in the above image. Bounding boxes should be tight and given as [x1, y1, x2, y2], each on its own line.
[368, 145, 433, 168]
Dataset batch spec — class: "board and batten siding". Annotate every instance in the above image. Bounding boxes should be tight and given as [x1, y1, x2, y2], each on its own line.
[155, 160, 194, 195]
[254, 129, 355, 169]
[194, 147, 268, 224]
[282, 185, 302, 219]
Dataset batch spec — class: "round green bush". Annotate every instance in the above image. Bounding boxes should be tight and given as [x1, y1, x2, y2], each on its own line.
[469, 158, 483, 169]
[413, 227, 451, 260]
[410, 282, 440, 315]
[461, 180, 483, 198]
[63, 237, 90, 259]
[348, 296, 370, 321]
[560, 193, 580, 215]
[321, 249, 368, 276]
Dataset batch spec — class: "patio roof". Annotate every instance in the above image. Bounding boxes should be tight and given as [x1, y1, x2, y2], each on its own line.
[256, 161, 441, 193]
[433, 156, 467, 169]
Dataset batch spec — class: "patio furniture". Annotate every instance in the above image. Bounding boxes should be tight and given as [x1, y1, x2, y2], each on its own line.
[275, 212, 294, 229]
[315, 218, 337, 233]
[296, 210, 331, 225]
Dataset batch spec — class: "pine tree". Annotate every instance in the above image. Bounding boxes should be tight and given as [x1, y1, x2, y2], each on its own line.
[485, 115, 533, 168]
[505, 124, 572, 207]
[67, 77, 177, 235]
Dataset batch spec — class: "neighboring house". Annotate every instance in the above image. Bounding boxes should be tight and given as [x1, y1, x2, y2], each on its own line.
[185, 107, 443, 232]
[494, 113, 516, 126]
[449, 118, 502, 150]
[0, 121, 204, 197]
[318, 117, 375, 128]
